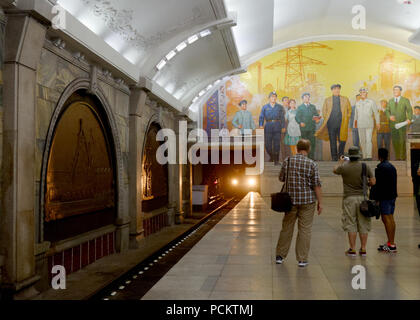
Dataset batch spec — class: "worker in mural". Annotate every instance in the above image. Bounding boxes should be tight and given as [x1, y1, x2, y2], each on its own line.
[410, 106, 420, 133]
[316, 84, 352, 161]
[353, 87, 380, 161]
[295, 92, 320, 160]
[280, 96, 292, 161]
[259, 91, 287, 165]
[386, 85, 413, 160]
[232, 99, 256, 135]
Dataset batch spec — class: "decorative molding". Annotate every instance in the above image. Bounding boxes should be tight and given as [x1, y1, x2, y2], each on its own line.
[43, 36, 131, 94]
[52, 37, 65, 49]
[89, 65, 98, 94]
[81, 0, 208, 49]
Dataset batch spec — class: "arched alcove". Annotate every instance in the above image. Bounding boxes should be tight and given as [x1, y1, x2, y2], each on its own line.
[141, 122, 169, 212]
[43, 90, 117, 242]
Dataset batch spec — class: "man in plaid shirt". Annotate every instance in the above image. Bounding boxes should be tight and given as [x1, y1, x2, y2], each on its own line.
[276, 139, 323, 267]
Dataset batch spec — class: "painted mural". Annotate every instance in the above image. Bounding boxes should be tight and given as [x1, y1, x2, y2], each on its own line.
[202, 40, 420, 161]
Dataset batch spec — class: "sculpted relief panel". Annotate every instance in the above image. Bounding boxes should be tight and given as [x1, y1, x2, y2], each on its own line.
[45, 101, 115, 222]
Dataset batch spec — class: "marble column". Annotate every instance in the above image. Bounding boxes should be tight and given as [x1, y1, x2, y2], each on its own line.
[0, 13, 46, 297]
[128, 87, 147, 247]
[168, 115, 186, 224]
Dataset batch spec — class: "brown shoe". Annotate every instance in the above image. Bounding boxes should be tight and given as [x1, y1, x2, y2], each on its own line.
[359, 249, 367, 257]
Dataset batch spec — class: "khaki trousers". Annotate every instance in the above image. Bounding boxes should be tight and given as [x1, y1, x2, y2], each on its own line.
[276, 203, 316, 262]
[358, 128, 373, 159]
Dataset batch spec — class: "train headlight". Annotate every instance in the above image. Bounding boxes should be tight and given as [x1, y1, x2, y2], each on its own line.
[247, 178, 256, 187]
[231, 179, 239, 186]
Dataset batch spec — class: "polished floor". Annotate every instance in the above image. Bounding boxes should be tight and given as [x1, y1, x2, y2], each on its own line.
[142, 192, 420, 300]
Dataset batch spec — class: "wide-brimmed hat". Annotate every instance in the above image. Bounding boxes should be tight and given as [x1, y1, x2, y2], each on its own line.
[345, 146, 362, 159]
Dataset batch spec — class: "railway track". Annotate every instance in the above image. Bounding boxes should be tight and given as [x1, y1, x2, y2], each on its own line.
[90, 197, 240, 300]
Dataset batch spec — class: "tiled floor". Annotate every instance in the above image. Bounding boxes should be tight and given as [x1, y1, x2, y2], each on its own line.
[142, 193, 420, 300]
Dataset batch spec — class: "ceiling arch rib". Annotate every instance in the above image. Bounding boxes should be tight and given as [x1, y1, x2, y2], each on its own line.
[148, 15, 237, 79]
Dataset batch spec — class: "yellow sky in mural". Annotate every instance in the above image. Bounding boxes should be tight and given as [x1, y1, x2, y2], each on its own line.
[238, 40, 419, 108]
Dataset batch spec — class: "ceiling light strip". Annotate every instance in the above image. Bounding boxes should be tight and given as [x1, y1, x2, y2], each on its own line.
[155, 29, 212, 71]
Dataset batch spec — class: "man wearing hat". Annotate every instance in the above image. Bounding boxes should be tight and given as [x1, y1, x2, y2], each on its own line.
[232, 100, 256, 135]
[259, 92, 287, 165]
[353, 87, 380, 160]
[296, 92, 320, 159]
[386, 85, 413, 160]
[333, 146, 376, 257]
[316, 84, 352, 161]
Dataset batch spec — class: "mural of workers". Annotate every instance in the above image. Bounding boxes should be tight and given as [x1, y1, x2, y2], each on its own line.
[280, 96, 292, 161]
[349, 94, 361, 147]
[354, 87, 379, 160]
[386, 85, 413, 161]
[259, 91, 286, 165]
[377, 99, 391, 151]
[232, 100, 256, 135]
[295, 92, 320, 159]
[316, 84, 352, 161]
[411, 106, 420, 133]
[284, 99, 301, 155]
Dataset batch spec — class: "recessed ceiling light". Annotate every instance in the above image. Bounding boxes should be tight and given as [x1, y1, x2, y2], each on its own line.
[192, 96, 199, 103]
[198, 90, 206, 97]
[188, 34, 199, 44]
[200, 29, 212, 38]
[156, 59, 167, 70]
[214, 79, 221, 85]
[176, 41, 187, 52]
[165, 50, 176, 61]
[206, 84, 213, 91]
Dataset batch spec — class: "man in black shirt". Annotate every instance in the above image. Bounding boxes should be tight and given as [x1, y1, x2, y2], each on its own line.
[372, 148, 398, 253]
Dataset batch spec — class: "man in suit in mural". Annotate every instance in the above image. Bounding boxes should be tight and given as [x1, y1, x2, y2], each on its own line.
[386, 85, 413, 161]
[259, 92, 287, 165]
[316, 84, 352, 161]
[295, 93, 320, 160]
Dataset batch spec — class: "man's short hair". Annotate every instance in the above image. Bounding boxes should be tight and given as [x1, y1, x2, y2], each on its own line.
[239, 100, 247, 106]
[331, 84, 341, 90]
[297, 139, 311, 152]
[378, 148, 389, 160]
[414, 106, 420, 110]
[393, 85, 403, 91]
[282, 96, 289, 102]
[302, 92, 310, 99]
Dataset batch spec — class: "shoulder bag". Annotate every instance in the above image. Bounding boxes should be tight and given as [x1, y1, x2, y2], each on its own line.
[359, 163, 381, 219]
[271, 157, 293, 213]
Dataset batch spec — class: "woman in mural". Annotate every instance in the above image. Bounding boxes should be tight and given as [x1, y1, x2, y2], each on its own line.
[284, 99, 301, 155]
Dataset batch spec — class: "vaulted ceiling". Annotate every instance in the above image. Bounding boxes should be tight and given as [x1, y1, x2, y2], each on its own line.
[6, 0, 420, 121]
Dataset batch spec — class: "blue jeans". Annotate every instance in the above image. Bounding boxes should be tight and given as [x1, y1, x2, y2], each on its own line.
[377, 132, 391, 152]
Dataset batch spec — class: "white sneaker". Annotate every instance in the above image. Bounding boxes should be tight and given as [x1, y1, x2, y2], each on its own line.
[298, 261, 308, 268]
[275, 256, 284, 264]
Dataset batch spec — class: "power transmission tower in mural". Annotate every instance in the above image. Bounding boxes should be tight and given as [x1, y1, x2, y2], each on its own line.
[265, 42, 332, 94]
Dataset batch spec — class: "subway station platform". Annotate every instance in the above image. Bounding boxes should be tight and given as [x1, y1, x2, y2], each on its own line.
[142, 193, 420, 300]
